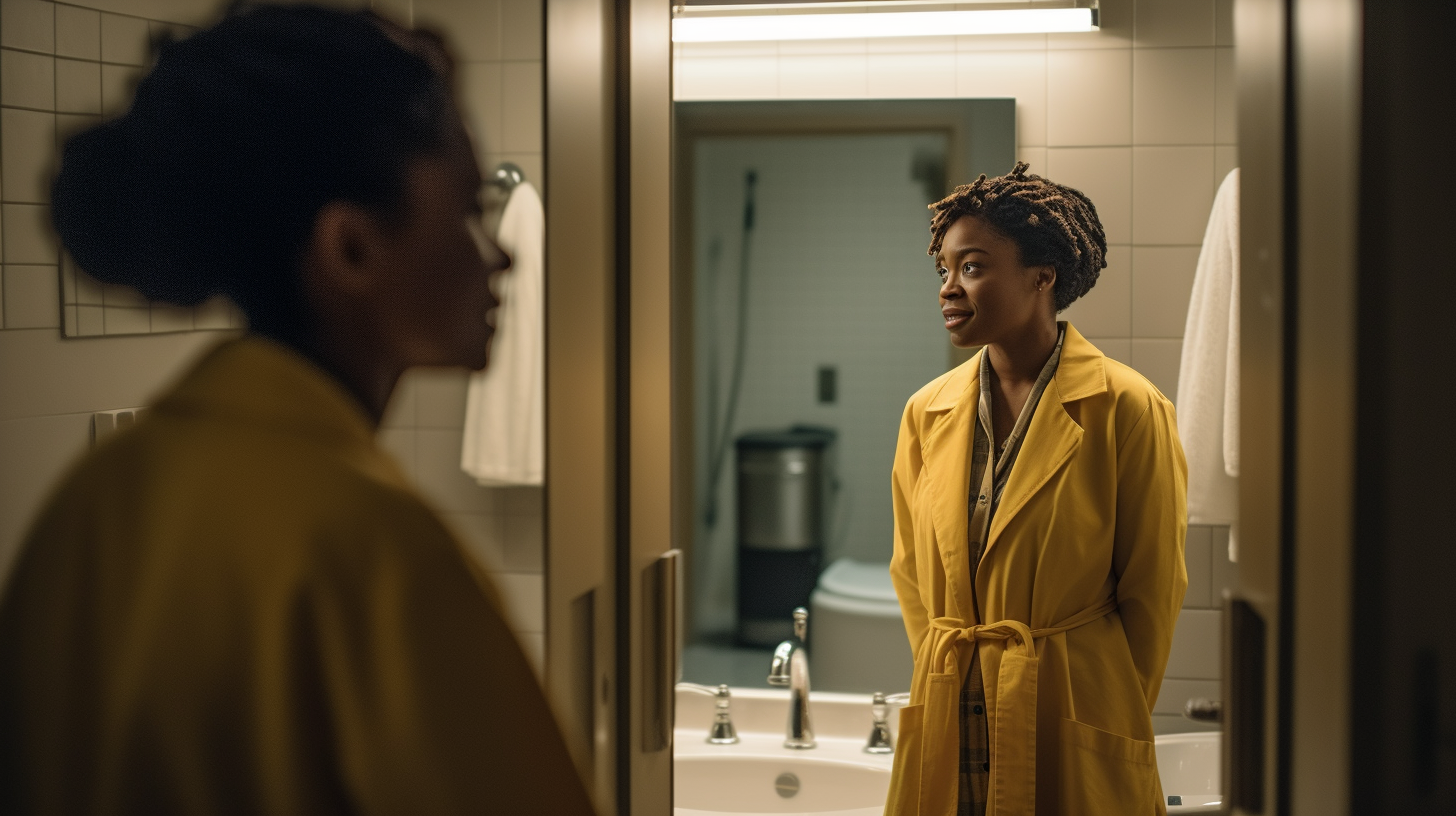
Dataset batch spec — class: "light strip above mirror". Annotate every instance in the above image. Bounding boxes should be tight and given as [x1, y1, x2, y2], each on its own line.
[672, 2, 1098, 42]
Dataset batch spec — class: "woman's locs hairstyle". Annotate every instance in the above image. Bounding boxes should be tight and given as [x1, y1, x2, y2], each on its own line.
[928, 161, 1108, 312]
[50, 3, 456, 338]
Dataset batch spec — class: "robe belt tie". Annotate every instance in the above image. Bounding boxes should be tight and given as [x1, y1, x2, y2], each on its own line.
[903, 596, 1119, 816]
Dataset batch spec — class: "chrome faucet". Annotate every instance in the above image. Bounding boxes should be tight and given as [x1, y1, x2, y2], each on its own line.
[767, 607, 815, 749]
[676, 683, 739, 744]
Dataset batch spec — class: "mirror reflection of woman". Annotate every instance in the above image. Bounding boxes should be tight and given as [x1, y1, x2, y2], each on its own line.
[885, 163, 1188, 816]
[0, 6, 593, 813]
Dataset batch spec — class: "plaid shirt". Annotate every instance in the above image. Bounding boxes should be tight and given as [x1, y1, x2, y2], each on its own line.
[958, 329, 1064, 816]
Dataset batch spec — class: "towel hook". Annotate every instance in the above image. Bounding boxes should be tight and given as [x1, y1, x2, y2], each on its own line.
[487, 162, 526, 192]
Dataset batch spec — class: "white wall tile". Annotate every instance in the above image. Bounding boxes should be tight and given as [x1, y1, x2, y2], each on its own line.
[499, 0, 540, 61]
[376, 427, 417, 482]
[1047, 49, 1132, 146]
[493, 571, 544, 632]
[1166, 608, 1219, 679]
[2, 203, 56, 264]
[1132, 245, 1199, 337]
[779, 53, 868, 99]
[1130, 337, 1182, 399]
[1015, 146, 1046, 174]
[380, 372, 418, 429]
[1182, 523, 1212, 608]
[501, 507, 543, 572]
[955, 50, 1046, 147]
[99, 61, 140, 112]
[499, 60, 541, 153]
[1088, 336, 1131, 364]
[1048, 0, 1133, 50]
[496, 484, 542, 516]
[99, 12, 148, 66]
[76, 303, 102, 335]
[415, 0, 500, 61]
[458, 61, 502, 154]
[413, 367, 468, 429]
[1044, 146, 1133, 245]
[673, 55, 779, 101]
[870, 36, 954, 55]
[1214, 145, 1237, 185]
[2, 48, 55, 109]
[2, 264, 58, 328]
[1132, 47, 1214, 145]
[55, 4, 101, 60]
[414, 427, 494, 514]
[71, 260, 102, 305]
[1132, 145, 1214, 244]
[443, 510, 504, 571]
[1, 108, 56, 203]
[677, 40, 778, 60]
[957, 32, 1047, 52]
[778, 38, 866, 57]
[1134, 0, 1215, 47]
[55, 111, 98, 143]
[1154, 677, 1219, 715]
[1, 0, 54, 53]
[102, 305, 149, 335]
[1060, 244, 1129, 337]
[101, 281, 145, 307]
[1214, 0, 1234, 46]
[1214, 47, 1235, 144]
[55, 57, 101, 114]
[866, 51, 956, 99]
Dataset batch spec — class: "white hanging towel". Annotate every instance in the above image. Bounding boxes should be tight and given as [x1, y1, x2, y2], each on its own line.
[1177, 168, 1241, 561]
[462, 181, 544, 486]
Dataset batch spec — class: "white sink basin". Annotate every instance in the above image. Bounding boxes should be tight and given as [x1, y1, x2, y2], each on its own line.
[674, 754, 887, 816]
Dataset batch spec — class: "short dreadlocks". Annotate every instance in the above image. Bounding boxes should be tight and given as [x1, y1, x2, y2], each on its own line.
[928, 161, 1107, 312]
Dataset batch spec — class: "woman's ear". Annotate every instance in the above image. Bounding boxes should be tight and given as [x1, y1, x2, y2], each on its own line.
[1034, 265, 1057, 294]
[303, 201, 389, 298]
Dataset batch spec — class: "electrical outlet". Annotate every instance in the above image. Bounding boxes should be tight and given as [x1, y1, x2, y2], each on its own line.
[817, 366, 837, 404]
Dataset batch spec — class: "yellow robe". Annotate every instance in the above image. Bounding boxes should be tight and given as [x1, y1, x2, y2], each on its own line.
[885, 324, 1188, 816]
[0, 337, 596, 815]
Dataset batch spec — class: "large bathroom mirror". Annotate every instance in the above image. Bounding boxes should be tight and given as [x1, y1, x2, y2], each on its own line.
[674, 98, 1014, 694]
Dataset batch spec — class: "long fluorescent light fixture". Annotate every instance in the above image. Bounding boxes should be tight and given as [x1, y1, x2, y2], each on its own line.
[672, 6, 1097, 42]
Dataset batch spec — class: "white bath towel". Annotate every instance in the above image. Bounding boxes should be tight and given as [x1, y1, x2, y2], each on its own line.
[462, 182, 544, 486]
[1177, 168, 1241, 561]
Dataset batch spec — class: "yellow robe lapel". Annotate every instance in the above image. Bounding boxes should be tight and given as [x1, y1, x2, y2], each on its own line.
[919, 354, 982, 623]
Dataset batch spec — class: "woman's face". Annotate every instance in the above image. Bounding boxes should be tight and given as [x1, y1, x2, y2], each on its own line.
[371, 117, 509, 371]
[935, 215, 1053, 349]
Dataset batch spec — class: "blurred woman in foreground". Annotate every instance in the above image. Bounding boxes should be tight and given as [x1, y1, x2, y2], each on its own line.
[0, 5, 594, 813]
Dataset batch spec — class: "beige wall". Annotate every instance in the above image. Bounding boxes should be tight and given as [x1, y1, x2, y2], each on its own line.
[0, 0, 547, 669]
[673, 0, 1235, 733]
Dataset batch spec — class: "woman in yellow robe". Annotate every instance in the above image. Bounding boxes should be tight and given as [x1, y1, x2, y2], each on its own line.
[885, 164, 1188, 816]
[0, 6, 594, 814]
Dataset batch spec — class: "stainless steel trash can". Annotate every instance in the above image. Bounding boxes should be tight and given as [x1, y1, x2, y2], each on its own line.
[735, 426, 836, 646]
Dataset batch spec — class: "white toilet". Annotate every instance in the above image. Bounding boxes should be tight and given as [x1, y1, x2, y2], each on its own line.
[809, 559, 913, 694]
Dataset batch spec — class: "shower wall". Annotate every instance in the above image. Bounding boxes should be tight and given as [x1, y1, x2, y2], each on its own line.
[691, 132, 949, 636]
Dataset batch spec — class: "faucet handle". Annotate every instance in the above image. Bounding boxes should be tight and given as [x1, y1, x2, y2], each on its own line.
[676, 683, 739, 744]
[865, 692, 895, 754]
[793, 607, 808, 641]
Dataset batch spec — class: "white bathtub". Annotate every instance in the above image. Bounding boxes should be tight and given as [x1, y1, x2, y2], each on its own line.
[1157, 731, 1222, 813]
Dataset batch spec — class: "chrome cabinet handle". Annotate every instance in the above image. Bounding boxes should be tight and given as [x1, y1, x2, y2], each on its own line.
[1183, 697, 1224, 723]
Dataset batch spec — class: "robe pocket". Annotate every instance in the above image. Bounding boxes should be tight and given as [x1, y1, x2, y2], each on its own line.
[1058, 717, 1158, 816]
[884, 704, 924, 815]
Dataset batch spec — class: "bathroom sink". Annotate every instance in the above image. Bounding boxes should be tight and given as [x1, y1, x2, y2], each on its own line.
[674, 753, 888, 816]
[1158, 731, 1223, 813]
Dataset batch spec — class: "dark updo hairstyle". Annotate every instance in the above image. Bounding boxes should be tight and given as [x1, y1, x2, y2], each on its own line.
[927, 161, 1107, 312]
[51, 2, 456, 335]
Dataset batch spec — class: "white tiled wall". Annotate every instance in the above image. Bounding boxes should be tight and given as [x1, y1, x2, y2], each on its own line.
[675, 0, 1237, 728]
[674, 0, 1237, 405]
[0, 0, 548, 671]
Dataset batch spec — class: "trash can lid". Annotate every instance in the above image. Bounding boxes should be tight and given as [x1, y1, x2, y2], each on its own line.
[736, 426, 837, 450]
[817, 559, 897, 603]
